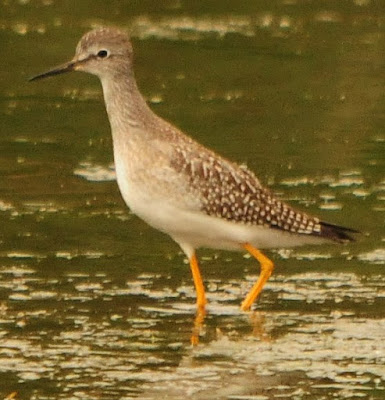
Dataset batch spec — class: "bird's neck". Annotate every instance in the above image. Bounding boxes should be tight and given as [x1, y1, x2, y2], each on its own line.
[100, 70, 158, 139]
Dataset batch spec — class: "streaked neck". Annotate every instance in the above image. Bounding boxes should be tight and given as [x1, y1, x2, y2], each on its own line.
[100, 69, 157, 135]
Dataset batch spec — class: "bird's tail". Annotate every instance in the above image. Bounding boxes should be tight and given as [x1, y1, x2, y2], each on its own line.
[319, 221, 359, 243]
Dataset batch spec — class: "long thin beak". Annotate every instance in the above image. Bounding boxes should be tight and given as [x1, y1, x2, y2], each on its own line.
[29, 61, 76, 82]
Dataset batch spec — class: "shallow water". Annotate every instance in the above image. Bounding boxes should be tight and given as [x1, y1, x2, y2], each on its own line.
[0, 1, 384, 399]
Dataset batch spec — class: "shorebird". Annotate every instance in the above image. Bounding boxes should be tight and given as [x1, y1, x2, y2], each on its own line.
[30, 27, 356, 316]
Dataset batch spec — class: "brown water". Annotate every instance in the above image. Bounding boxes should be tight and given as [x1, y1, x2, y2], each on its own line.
[0, 1, 384, 399]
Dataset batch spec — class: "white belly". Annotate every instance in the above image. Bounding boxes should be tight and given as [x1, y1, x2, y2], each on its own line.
[116, 168, 324, 254]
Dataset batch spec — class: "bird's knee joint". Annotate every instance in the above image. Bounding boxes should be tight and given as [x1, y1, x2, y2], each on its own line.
[261, 258, 274, 273]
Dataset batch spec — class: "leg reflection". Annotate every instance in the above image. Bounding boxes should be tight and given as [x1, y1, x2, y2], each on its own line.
[249, 311, 270, 342]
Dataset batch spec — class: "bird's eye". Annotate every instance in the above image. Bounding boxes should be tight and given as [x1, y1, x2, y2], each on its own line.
[97, 50, 109, 58]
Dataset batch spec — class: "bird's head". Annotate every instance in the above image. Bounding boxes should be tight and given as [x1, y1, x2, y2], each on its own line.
[29, 27, 133, 82]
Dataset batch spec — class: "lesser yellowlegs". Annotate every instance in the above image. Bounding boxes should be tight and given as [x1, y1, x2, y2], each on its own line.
[30, 27, 356, 316]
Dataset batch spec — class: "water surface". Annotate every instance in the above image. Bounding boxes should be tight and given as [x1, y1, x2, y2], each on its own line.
[0, 1, 384, 399]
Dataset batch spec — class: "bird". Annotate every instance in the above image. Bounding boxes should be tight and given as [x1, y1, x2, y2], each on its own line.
[30, 27, 357, 316]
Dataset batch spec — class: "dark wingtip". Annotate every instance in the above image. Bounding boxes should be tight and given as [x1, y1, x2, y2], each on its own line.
[28, 75, 40, 82]
[320, 221, 359, 243]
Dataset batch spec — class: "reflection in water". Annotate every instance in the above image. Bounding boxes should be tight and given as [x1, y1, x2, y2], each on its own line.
[1, 263, 384, 398]
[142, 318, 385, 399]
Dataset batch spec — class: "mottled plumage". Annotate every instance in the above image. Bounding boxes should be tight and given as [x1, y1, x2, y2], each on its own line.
[172, 145, 321, 232]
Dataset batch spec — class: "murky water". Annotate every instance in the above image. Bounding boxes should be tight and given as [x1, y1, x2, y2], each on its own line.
[1, 1, 384, 399]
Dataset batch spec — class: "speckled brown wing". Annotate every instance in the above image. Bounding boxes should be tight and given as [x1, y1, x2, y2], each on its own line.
[171, 143, 356, 243]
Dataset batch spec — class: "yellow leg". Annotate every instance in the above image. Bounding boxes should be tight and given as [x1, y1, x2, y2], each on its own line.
[189, 252, 207, 310]
[191, 308, 206, 346]
[189, 253, 206, 345]
[4, 393, 18, 400]
[241, 243, 275, 311]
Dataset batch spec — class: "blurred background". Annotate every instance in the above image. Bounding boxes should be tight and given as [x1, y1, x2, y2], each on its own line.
[0, 1, 384, 399]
